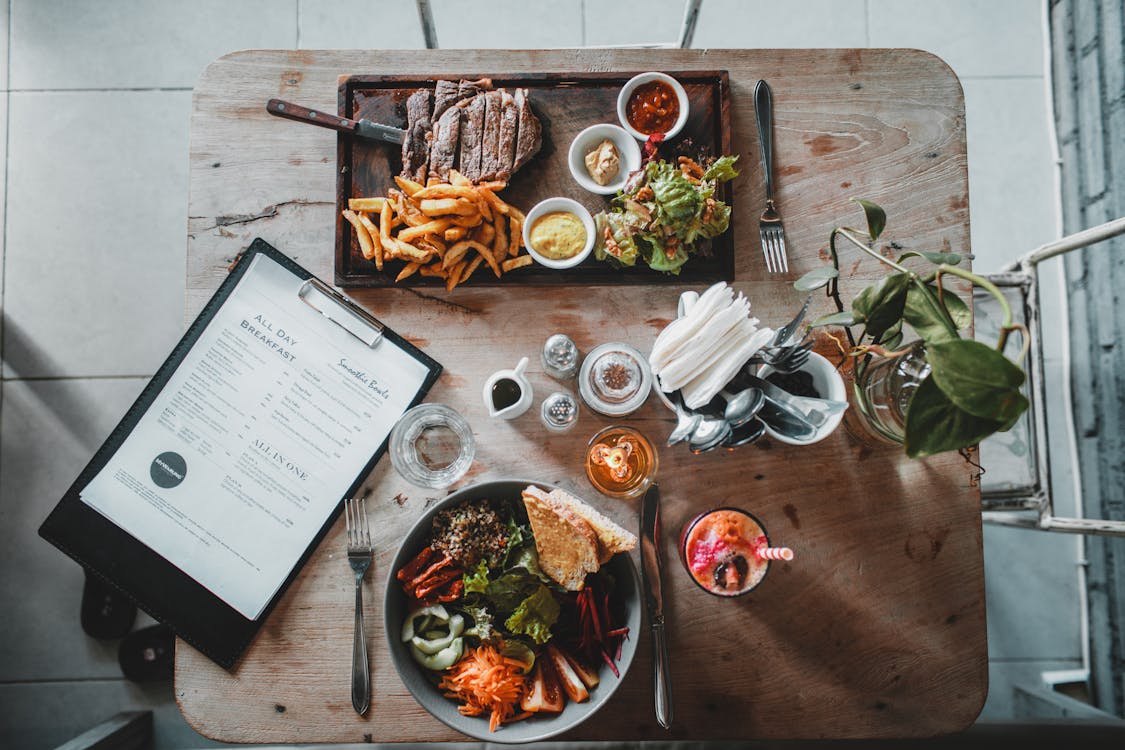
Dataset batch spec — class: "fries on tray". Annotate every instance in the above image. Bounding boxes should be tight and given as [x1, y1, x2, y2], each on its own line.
[343, 170, 533, 291]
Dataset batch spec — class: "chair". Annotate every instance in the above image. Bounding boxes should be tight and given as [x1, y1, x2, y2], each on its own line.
[979, 216, 1125, 536]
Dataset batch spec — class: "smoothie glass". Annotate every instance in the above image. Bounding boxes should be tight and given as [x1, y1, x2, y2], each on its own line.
[679, 507, 792, 597]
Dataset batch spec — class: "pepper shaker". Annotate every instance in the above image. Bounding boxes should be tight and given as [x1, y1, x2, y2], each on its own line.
[541, 391, 579, 433]
[542, 333, 579, 380]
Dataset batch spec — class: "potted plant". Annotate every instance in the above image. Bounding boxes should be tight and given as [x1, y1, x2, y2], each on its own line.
[795, 199, 1029, 458]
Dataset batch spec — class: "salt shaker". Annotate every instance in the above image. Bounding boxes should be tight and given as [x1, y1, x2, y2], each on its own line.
[540, 391, 579, 433]
[542, 333, 579, 380]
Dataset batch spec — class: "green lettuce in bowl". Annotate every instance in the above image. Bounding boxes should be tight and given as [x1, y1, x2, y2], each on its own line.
[593, 154, 738, 274]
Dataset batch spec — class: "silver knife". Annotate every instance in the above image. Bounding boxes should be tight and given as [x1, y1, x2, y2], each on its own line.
[266, 99, 405, 145]
[640, 484, 673, 729]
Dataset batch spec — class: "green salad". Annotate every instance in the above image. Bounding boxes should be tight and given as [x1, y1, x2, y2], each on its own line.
[593, 154, 739, 274]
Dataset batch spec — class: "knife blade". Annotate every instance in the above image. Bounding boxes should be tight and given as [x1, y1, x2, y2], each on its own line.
[640, 484, 673, 729]
[266, 99, 405, 145]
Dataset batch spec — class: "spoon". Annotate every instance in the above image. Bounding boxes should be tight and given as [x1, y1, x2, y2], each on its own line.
[666, 392, 703, 446]
[721, 387, 765, 428]
[688, 415, 732, 454]
[757, 398, 818, 441]
[742, 374, 848, 428]
[722, 418, 767, 448]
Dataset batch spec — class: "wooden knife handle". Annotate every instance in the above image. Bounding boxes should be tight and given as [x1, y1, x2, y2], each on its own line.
[266, 99, 358, 135]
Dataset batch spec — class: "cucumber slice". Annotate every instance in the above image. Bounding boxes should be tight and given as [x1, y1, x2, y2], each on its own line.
[412, 638, 464, 670]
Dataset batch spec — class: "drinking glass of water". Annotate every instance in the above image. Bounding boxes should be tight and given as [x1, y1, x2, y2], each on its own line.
[388, 403, 475, 489]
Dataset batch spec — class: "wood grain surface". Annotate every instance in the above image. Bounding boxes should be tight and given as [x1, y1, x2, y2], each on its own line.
[178, 48, 984, 743]
[335, 70, 734, 286]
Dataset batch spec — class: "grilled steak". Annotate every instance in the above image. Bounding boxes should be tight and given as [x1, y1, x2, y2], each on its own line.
[396, 79, 541, 184]
[480, 91, 503, 181]
[496, 90, 519, 181]
[457, 95, 487, 182]
[433, 80, 463, 120]
[512, 88, 542, 173]
[458, 77, 492, 98]
[429, 105, 461, 180]
[401, 89, 433, 182]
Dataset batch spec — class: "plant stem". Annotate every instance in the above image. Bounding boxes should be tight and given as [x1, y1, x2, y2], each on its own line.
[936, 264, 1015, 352]
[836, 228, 911, 273]
[827, 229, 857, 349]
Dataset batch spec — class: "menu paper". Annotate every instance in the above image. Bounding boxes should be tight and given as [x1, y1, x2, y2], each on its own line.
[80, 253, 431, 620]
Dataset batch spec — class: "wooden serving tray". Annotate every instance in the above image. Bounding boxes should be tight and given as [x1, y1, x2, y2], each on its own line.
[334, 71, 733, 287]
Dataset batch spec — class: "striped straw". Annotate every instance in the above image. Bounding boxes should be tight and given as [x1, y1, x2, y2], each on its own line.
[757, 546, 794, 561]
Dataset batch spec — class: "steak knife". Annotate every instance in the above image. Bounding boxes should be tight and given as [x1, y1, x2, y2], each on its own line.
[266, 99, 405, 145]
[640, 484, 673, 729]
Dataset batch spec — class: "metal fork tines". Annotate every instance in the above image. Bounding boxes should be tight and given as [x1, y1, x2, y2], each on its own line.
[345, 497, 373, 715]
[753, 79, 789, 273]
[759, 202, 788, 273]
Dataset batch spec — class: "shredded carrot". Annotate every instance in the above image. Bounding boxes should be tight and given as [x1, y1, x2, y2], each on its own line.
[438, 643, 529, 732]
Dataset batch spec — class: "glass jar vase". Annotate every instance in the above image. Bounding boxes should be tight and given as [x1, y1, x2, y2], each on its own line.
[847, 342, 931, 446]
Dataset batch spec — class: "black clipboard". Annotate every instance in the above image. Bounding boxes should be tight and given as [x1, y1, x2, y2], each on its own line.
[39, 238, 441, 669]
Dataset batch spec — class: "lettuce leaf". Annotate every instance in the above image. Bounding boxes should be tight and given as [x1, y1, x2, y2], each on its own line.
[594, 212, 641, 267]
[483, 569, 540, 612]
[504, 585, 560, 645]
[699, 199, 731, 239]
[648, 162, 702, 225]
[703, 154, 740, 182]
[646, 242, 690, 274]
[463, 560, 491, 595]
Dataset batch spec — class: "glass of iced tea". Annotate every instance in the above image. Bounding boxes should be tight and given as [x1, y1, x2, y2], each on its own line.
[584, 425, 658, 499]
[679, 508, 792, 597]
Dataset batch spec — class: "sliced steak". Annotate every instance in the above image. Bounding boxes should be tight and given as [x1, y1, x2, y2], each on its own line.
[433, 79, 462, 120]
[496, 90, 519, 181]
[401, 89, 433, 182]
[458, 77, 493, 98]
[480, 91, 503, 180]
[429, 106, 460, 180]
[457, 95, 487, 182]
[512, 88, 542, 173]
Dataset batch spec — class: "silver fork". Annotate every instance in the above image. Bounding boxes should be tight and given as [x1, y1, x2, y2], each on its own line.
[345, 497, 372, 715]
[754, 80, 788, 273]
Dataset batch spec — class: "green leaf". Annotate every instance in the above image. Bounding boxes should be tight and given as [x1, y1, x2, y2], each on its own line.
[905, 375, 1006, 457]
[851, 272, 911, 341]
[926, 339, 1029, 424]
[464, 560, 491, 595]
[941, 289, 972, 330]
[504, 585, 560, 645]
[794, 266, 839, 292]
[703, 154, 740, 182]
[810, 311, 855, 327]
[852, 198, 887, 241]
[897, 250, 963, 266]
[903, 283, 960, 344]
[875, 319, 902, 346]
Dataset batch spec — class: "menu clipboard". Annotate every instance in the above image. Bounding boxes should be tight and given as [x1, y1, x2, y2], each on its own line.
[39, 238, 441, 669]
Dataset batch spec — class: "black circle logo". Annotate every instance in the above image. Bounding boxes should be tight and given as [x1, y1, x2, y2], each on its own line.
[150, 451, 187, 489]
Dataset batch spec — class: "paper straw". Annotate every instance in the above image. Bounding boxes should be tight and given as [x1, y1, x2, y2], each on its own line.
[757, 546, 794, 561]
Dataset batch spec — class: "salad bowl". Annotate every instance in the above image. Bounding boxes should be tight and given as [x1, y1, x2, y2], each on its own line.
[384, 478, 642, 743]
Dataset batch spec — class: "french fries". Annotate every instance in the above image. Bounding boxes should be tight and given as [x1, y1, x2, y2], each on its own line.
[342, 169, 532, 290]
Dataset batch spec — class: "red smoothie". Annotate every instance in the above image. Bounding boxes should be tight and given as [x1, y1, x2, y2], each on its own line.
[680, 508, 770, 596]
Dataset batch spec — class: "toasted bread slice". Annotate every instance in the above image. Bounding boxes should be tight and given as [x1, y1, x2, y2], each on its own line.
[548, 488, 638, 564]
[522, 486, 599, 591]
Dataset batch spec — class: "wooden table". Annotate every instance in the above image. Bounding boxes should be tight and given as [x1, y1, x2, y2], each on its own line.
[176, 49, 985, 743]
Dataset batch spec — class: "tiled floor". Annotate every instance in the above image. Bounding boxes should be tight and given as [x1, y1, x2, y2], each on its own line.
[0, 1, 1086, 747]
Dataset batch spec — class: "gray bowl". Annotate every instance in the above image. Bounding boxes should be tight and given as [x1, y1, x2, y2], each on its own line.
[383, 478, 641, 743]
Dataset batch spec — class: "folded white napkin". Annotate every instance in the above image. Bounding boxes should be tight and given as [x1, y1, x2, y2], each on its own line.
[649, 283, 773, 409]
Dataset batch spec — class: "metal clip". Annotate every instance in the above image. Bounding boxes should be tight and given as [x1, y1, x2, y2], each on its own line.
[297, 278, 384, 348]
